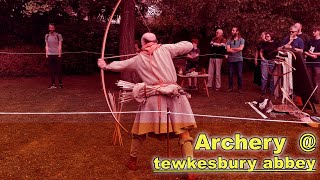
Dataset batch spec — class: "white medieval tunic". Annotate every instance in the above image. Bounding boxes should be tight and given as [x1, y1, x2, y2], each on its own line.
[105, 41, 197, 136]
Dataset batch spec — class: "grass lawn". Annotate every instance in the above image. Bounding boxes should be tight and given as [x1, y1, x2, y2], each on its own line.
[0, 72, 319, 179]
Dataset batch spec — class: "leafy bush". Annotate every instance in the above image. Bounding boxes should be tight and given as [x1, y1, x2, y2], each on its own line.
[0, 20, 120, 76]
[56, 21, 120, 75]
[0, 45, 46, 77]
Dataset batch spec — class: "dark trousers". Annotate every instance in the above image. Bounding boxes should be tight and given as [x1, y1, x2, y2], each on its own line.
[48, 55, 62, 85]
[307, 66, 320, 101]
[228, 61, 243, 89]
[253, 60, 261, 86]
[261, 60, 275, 94]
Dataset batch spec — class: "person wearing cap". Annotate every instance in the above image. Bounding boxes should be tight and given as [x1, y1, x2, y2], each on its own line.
[98, 33, 197, 174]
[280, 25, 304, 52]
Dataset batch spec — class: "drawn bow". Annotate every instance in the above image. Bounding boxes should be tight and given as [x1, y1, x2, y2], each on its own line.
[99, 0, 130, 134]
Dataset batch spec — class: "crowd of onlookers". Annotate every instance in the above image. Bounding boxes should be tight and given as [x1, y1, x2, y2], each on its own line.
[183, 23, 320, 96]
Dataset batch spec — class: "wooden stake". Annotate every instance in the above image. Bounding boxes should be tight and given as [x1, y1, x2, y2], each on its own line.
[302, 85, 318, 112]
[246, 102, 268, 119]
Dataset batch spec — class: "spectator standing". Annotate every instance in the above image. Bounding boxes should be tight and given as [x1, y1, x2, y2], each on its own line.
[253, 32, 266, 86]
[295, 22, 310, 49]
[280, 26, 304, 52]
[45, 23, 63, 89]
[226, 27, 245, 93]
[305, 26, 320, 99]
[260, 31, 281, 95]
[208, 29, 227, 91]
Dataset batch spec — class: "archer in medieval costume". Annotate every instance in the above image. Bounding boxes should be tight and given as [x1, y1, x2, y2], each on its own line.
[98, 33, 197, 171]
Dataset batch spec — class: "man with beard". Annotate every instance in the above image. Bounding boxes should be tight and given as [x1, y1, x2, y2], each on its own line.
[226, 27, 245, 93]
[45, 23, 63, 89]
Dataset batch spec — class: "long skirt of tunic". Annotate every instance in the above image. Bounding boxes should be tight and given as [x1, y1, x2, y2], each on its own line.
[132, 94, 197, 136]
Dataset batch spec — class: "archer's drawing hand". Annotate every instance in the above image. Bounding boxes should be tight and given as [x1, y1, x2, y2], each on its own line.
[97, 58, 107, 69]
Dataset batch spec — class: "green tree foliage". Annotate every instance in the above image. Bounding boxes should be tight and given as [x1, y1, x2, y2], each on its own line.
[0, 0, 122, 76]
[149, 0, 320, 55]
[4, 0, 320, 75]
[20, 0, 117, 20]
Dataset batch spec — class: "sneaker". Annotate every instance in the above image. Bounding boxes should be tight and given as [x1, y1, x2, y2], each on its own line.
[59, 84, 63, 88]
[215, 88, 221, 91]
[238, 89, 243, 94]
[48, 84, 57, 89]
[126, 156, 137, 171]
[226, 88, 233, 92]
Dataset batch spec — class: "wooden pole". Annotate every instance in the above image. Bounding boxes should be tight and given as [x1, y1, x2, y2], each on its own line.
[167, 107, 170, 158]
[302, 85, 318, 111]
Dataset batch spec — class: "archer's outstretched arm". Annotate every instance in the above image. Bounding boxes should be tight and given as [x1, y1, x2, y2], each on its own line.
[98, 56, 138, 71]
[163, 41, 193, 58]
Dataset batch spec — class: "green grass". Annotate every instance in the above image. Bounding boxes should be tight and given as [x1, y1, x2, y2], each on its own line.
[0, 73, 319, 179]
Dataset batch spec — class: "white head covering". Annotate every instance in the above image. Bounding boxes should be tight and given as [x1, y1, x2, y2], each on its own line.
[141, 32, 157, 46]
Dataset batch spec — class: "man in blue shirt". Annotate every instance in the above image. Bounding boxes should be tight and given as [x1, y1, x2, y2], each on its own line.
[280, 26, 304, 52]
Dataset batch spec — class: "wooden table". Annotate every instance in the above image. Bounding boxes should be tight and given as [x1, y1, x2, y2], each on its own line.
[177, 74, 210, 97]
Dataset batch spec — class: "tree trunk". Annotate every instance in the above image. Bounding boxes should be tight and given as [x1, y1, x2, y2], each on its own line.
[119, 0, 140, 82]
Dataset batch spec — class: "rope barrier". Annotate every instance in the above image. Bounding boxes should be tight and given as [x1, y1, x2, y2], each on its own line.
[1, 50, 319, 63]
[0, 51, 113, 55]
[305, 62, 320, 64]
[0, 52, 287, 62]
[0, 110, 318, 125]
[174, 53, 288, 62]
